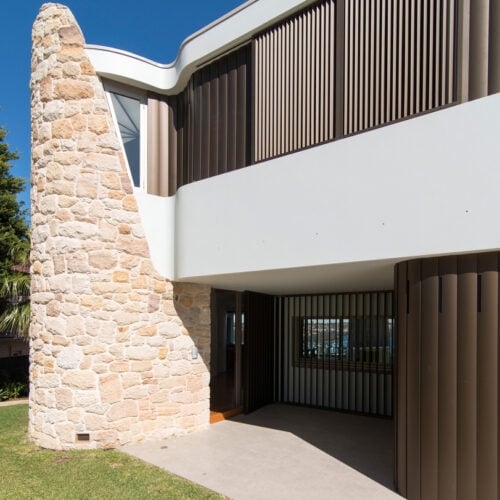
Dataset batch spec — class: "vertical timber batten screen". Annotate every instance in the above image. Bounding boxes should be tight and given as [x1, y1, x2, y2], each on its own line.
[145, 0, 500, 194]
[253, 0, 337, 162]
[343, 0, 456, 135]
[253, 0, 459, 161]
[395, 253, 500, 500]
[181, 45, 251, 189]
[146, 45, 251, 195]
[276, 291, 394, 417]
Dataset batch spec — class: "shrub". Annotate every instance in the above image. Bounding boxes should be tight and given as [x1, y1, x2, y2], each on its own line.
[0, 356, 29, 400]
[0, 381, 28, 401]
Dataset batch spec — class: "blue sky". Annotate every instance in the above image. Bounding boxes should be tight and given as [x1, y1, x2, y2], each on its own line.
[0, 0, 243, 220]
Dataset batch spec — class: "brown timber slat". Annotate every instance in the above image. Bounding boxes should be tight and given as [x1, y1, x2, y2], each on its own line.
[146, 95, 169, 196]
[420, 258, 439, 500]
[209, 64, 219, 177]
[201, 71, 210, 179]
[437, 256, 458, 500]
[395, 263, 407, 496]
[167, 96, 177, 193]
[403, 0, 409, 118]
[469, 0, 489, 99]
[406, 259, 421, 500]
[476, 253, 498, 500]
[490, 0, 500, 94]
[457, 254, 477, 500]
[146, 96, 161, 195]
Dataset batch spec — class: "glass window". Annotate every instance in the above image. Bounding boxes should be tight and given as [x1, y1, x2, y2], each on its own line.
[109, 92, 141, 187]
[298, 317, 393, 368]
[225, 312, 245, 345]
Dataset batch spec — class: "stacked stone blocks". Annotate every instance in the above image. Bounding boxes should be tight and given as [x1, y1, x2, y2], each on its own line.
[30, 3, 210, 449]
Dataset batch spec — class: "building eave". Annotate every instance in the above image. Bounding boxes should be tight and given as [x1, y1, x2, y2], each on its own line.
[85, 0, 317, 94]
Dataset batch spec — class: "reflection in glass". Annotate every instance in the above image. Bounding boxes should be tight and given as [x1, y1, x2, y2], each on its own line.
[299, 317, 393, 366]
[110, 92, 141, 187]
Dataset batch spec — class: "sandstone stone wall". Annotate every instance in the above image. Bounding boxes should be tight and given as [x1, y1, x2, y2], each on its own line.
[30, 3, 210, 449]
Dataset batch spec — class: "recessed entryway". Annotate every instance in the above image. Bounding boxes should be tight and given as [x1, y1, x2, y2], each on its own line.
[210, 290, 243, 417]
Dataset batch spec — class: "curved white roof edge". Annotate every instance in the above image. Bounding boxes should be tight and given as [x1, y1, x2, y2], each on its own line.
[85, 0, 315, 94]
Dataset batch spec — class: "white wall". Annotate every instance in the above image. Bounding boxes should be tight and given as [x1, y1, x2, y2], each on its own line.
[135, 95, 500, 292]
[173, 94, 500, 291]
[134, 191, 175, 278]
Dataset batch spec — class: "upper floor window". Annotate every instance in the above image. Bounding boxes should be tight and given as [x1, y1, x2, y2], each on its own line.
[105, 82, 147, 190]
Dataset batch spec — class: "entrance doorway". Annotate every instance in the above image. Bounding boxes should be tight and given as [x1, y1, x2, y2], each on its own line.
[210, 289, 276, 418]
[210, 290, 243, 415]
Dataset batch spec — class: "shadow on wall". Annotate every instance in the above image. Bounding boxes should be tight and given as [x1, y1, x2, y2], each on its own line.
[172, 282, 211, 375]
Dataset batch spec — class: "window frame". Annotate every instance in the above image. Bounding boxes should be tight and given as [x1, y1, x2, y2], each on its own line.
[104, 80, 148, 192]
[293, 315, 393, 373]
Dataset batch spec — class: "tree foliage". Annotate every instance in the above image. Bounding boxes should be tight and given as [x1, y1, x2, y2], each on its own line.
[0, 271, 30, 337]
[0, 125, 28, 274]
[0, 125, 29, 338]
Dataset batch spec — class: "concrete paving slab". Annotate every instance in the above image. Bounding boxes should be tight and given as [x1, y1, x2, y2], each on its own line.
[123, 404, 403, 500]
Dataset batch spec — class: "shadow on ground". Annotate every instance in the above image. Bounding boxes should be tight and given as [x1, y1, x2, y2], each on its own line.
[232, 403, 395, 490]
[123, 403, 401, 499]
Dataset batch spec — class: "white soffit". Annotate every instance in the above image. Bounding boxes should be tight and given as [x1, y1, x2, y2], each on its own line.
[180, 259, 399, 295]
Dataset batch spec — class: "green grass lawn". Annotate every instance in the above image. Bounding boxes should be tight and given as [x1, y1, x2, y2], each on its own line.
[0, 404, 222, 499]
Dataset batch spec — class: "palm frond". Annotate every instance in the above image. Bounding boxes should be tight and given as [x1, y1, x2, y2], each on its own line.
[0, 272, 30, 298]
[0, 301, 30, 338]
[9, 239, 30, 265]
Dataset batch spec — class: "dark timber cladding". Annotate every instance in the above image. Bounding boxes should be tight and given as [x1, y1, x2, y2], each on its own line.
[146, 45, 251, 196]
[466, 0, 500, 100]
[276, 292, 394, 417]
[144, 0, 500, 197]
[395, 254, 500, 500]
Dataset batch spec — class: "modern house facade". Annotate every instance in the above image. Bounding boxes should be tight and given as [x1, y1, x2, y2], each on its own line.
[30, 1, 499, 499]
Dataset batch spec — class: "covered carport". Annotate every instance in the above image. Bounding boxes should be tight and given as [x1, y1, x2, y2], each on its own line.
[123, 403, 401, 499]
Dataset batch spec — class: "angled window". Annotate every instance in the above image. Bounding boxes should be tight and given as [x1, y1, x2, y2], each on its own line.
[105, 83, 147, 190]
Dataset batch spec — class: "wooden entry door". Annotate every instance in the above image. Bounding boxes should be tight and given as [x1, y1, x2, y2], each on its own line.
[243, 291, 275, 413]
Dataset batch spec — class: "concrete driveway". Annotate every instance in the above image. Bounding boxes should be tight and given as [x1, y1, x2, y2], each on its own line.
[122, 404, 403, 500]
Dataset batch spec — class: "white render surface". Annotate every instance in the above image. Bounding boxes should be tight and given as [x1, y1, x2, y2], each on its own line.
[89, 0, 500, 293]
[86, 0, 315, 94]
[172, 93, 500, 292]
[133, 92, 500, 293]
[134, 190, 175, 279]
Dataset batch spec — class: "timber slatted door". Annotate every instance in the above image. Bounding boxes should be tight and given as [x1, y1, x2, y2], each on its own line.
[243, 291, 275, 413]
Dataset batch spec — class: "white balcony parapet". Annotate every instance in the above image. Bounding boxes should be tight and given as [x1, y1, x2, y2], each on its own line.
[134, 94, 500, 293]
